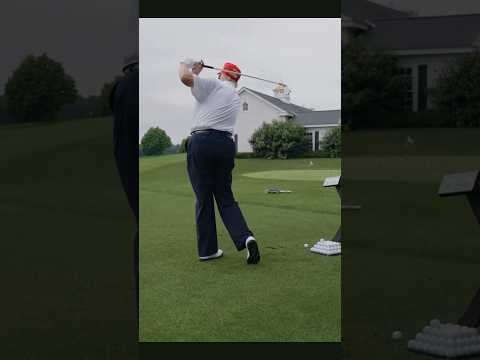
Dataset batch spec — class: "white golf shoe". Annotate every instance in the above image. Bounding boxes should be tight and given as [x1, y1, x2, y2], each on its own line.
[199, 249, 223, 261]
[245, 236, 260, 264]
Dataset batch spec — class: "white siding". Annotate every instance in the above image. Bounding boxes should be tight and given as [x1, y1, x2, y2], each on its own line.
[235, 91, 285, 152]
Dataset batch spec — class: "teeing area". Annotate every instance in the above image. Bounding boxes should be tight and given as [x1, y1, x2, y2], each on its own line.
[140, 154, 341, 341]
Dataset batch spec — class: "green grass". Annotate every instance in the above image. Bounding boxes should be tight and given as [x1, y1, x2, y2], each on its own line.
[343, 128, 480, 156]
[342, 128, 480, 359]
[140, 155, 341, 342]
[0, 118, 137, 357]
[4, 117, 479, 355]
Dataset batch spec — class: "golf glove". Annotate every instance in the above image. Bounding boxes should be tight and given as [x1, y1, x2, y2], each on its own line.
[181, 58, 198, 69]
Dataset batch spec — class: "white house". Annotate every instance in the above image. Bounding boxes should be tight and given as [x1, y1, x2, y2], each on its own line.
[343, 0, 480, 112]
[235, 86, 340, 153]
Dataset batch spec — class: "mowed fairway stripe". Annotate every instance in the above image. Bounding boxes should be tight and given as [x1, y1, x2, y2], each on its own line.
[139, 153, 187, 174]
[242, 169, 341, 181]
[140, 187, 339, 216]
[140, 176, 340, 341]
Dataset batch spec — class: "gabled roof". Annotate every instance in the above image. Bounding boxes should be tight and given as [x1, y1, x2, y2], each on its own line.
[294, 111, 341, 127]
[240, 87, 312, 115]
[239, 87, 340, 127]
[363, 14, 480, 51]
[342, 0, 410, 22]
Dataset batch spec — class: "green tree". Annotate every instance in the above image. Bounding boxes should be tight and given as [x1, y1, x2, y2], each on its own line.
[432, 52, 480, 127]
[141, 127, 172, 156]
[4, 53, 78, 122]
[178, 138, 188, 153]
[320, 127, 341, 157]
[342, 40, 406, 130]
[249, 120, 310, 159]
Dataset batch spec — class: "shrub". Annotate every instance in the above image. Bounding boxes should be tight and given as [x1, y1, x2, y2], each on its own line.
[320, 127, 341, 157]
[249, 120, 310, 159]
[431, 52, 480, 127]
[140, 127, 172, 156]
[342, 40, 407, 129]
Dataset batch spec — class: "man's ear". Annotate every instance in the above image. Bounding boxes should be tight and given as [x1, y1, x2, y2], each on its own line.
[181, 73, 194, 87]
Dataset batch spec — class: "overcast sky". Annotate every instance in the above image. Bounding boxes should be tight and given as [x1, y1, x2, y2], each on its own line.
[1, 0, 137, 97]
[139, 18, 341, 144]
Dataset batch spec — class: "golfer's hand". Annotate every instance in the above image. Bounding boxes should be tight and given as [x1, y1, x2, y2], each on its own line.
[192, 61, 203, 75]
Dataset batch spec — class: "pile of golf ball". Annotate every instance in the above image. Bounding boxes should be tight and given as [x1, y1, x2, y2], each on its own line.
[310, 239, 341, 255]
[408, 319, 480, 358]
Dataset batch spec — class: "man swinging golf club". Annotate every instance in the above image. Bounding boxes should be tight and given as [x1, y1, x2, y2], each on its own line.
[178, 58, 260, 264]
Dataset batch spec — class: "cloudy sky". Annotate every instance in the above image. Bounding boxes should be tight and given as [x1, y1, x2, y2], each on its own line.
[1, 0, 137, 97]
[139, 18, 341, 144]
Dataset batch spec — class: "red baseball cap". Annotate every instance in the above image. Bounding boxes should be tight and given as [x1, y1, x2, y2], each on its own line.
[219, 62, 241, 82]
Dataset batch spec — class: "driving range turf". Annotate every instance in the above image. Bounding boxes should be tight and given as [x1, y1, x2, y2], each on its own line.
[5, 117, 479, 356]
[139, 154, 341, 341]
[342, 129, 480, 359]
[0, 118, 137, 357]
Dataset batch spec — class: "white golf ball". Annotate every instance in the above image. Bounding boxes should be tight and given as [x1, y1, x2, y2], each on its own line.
[304, 243, 309, 248]
[392, 330, 403, 340]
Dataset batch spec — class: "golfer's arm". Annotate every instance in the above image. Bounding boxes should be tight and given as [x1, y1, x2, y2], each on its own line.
[178, 63, 194, 87]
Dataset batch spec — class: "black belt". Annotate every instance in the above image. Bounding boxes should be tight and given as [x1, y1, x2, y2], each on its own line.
[191, 129, 233, 137]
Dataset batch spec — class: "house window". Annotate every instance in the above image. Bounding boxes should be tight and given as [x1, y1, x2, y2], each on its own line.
[399, 67, 413, 111]
[305, 132, 313, 151]
[242, 102, 248, 111]
[314, 131, 320, 151]
[418, 65, 428, 112]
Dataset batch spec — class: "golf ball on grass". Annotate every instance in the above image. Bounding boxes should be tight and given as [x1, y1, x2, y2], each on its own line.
[392, 330, 403, 340]
[304, 243, 309, 248]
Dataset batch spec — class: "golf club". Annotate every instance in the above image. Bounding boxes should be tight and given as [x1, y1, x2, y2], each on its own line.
[201, 61, 288, 88]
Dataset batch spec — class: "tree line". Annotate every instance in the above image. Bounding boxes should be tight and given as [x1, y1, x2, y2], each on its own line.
[0, 53, 121, 124]
[140, 123, 341, 160]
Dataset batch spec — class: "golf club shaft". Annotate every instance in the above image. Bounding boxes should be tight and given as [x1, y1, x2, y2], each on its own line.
[202, 64, 286, 86]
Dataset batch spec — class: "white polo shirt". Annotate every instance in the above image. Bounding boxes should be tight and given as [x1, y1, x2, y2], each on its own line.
[190, 76, 240, 134]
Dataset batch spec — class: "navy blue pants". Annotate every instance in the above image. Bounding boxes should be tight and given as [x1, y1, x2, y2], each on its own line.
[187, 131, 253, 257]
